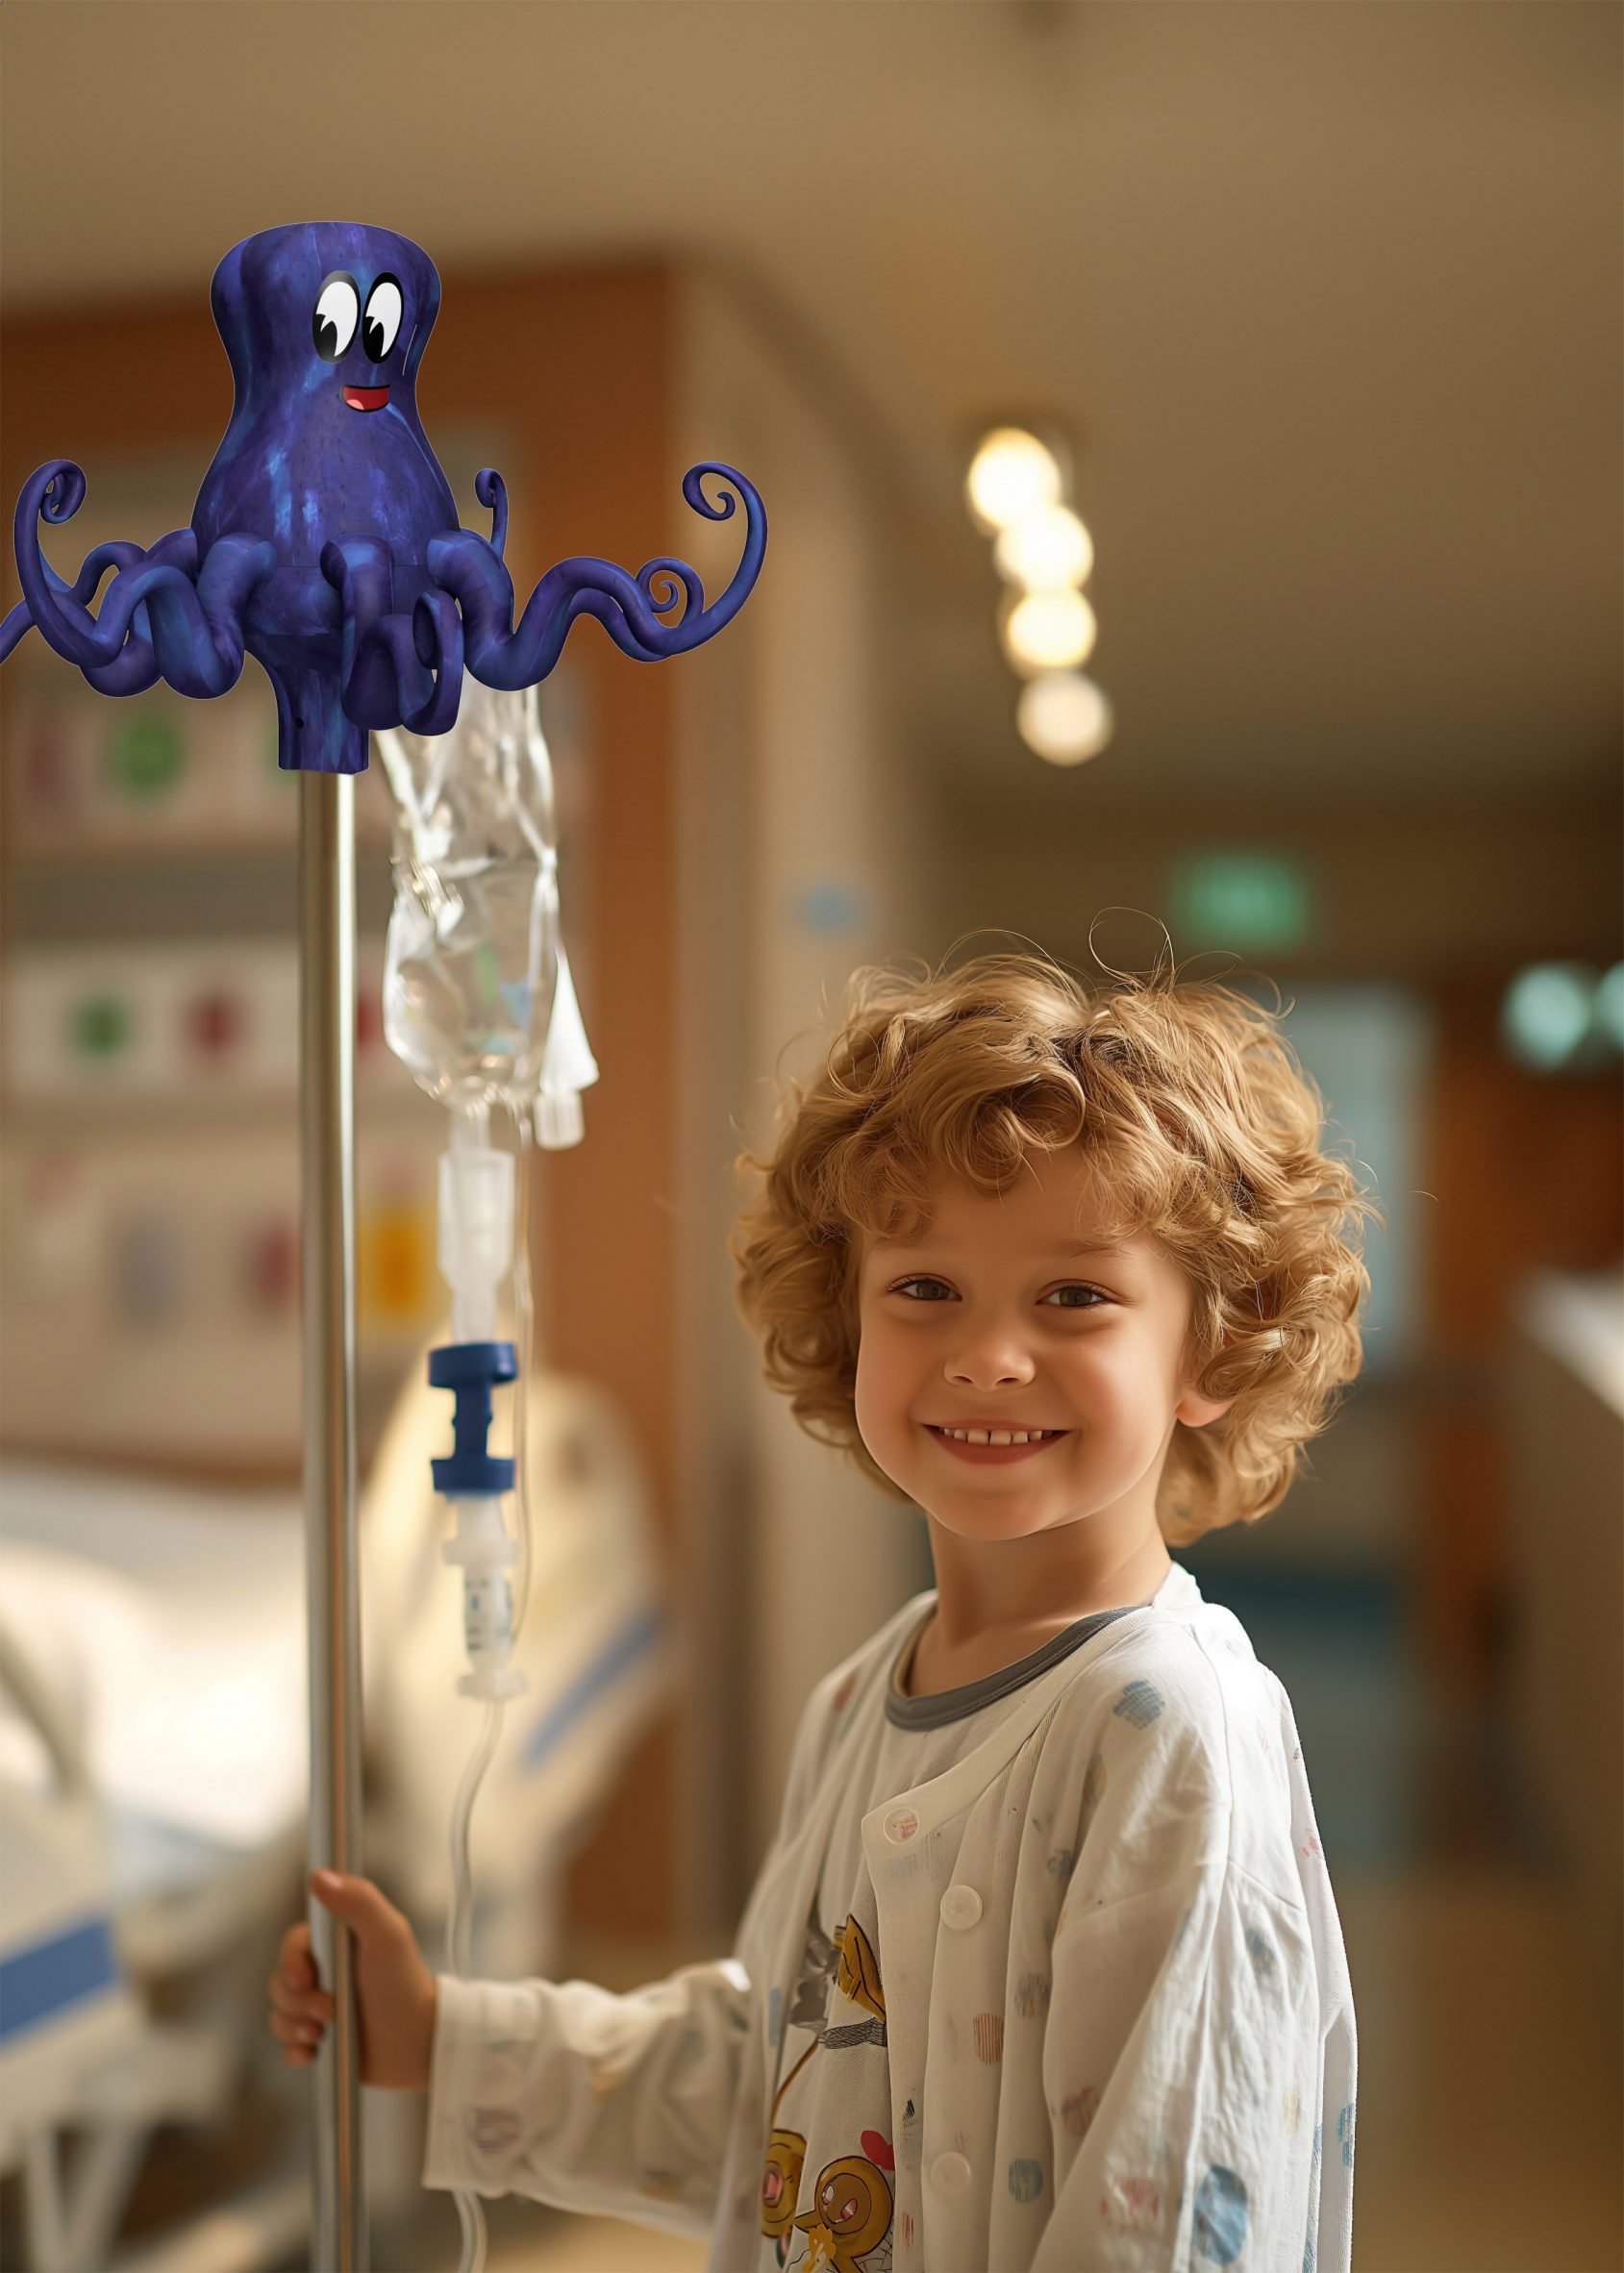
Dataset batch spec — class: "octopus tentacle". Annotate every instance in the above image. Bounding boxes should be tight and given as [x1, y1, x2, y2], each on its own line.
[320, 537, 465, 736]
[12, 463, 274, 695]
[426, 461, 766, 691]
[3, 471, 143, 664]
[69, 537, 153, 603]
[636, 556, 706, 622]
[83, 529, 200, 695]
[2, 529, 188, 682]
[12, 464, 156, 669]
[475, 468, 508, 562]
[406, 587, 464, 735]
[320, 537, 399, 724]
[149, 533, 277, 697]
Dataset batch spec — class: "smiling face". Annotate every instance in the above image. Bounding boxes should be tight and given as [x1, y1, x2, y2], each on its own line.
[312, 267, 406, 410]
[852, 1143, 1231, 1622]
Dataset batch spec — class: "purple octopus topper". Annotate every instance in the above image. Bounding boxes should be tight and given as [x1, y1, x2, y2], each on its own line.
[0, 221, 766, 772]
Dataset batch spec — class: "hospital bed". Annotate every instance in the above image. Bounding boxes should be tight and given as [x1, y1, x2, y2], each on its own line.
[0, 1354, 680, 2272]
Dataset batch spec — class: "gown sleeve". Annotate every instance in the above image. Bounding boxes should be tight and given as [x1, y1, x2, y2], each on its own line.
[421, 1650, 847, 2238]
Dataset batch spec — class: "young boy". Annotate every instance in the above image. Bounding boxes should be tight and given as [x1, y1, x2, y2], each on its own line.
[271, 947, 1374, 2271]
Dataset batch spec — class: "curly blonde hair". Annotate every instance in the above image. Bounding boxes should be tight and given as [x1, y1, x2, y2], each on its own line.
[729, 942, 1383, 1545]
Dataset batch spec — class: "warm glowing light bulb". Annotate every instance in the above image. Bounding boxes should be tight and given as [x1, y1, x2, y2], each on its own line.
[1016, 672, 1113, 765]
[966, 429, 1062, 534]
[993, 505, 1094, 590]
[1001, 588, 1096, 674]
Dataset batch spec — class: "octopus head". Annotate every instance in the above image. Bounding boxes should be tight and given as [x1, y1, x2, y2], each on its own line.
[209, 220, 440, 430]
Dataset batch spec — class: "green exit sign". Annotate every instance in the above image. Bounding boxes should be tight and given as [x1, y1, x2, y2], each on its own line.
[1169, 852, 1312, 954]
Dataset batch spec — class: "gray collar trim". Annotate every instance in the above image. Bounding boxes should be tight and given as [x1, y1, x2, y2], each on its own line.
[885, 1598, 1147, 1730]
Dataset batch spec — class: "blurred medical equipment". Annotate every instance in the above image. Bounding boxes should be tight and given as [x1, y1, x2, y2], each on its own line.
[0, 1466, 311, 2273]
[0, 1370, 674, 2268]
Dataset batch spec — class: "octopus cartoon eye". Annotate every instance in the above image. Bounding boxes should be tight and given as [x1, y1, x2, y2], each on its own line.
[312, 273, 360, 362]
[362, 274, 404, 365]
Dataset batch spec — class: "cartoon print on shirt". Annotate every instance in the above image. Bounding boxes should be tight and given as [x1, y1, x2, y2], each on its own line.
[760, 1897, 894, 2266]
[762, 2128, 808, 2260]
[790, 2150, 894, 2272]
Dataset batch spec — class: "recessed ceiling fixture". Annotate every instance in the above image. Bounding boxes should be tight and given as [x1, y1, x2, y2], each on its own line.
[966, 422, 1112, 767]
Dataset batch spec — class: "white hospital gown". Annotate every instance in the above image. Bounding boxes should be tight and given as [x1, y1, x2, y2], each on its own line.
[423, 1558, 1357, 2270]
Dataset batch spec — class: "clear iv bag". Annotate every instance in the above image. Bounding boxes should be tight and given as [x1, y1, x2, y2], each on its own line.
[377, 683, 576, 1119]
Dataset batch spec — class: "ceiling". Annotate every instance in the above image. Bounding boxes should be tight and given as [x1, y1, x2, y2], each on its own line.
[2, 0, 1618, 812]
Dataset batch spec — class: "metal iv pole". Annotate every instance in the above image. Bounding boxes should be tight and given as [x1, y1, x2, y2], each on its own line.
[299, 768, 367, 2272]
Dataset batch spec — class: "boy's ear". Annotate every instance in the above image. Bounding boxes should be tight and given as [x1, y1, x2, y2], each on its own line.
[1176, 1329, 1236, 1429]
[1176, 1383, 1234, 1429]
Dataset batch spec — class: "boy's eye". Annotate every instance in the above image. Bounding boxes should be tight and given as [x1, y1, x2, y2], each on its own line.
[888, 1277, 1106, 1309]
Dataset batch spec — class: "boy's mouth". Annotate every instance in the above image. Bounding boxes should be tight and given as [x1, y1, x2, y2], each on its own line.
[924, 1424, 1068, 1465]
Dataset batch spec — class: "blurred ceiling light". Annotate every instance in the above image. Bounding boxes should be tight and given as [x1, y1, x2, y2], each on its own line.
[966, 427, 1062, 535]
[1016, 671, 1113, 765]
[1001, 587, 1097, 674]
[1500, 963, 1597, 1070]
[1597, 962, 1624, 1049]
[993, 504, 1094, 590]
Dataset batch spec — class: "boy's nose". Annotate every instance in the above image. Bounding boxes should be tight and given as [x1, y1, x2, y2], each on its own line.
[947, 1345, 1037, 1386]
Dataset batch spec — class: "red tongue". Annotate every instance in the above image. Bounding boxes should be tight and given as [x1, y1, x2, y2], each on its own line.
[342, 385, 388, 412]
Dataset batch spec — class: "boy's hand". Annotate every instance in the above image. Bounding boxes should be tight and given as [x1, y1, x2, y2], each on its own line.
[268, 1870, 437, 2092]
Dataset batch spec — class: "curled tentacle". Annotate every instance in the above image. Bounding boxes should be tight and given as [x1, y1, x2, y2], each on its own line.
[568, 587, 671, 663]
[475, 468, 508, 562]
[68, 537, 152, 604]
[82, 529, 199, 695]
[320, 537, 465, 735]
[12, 462, 273, 695]
[321, 537, 398, 723]
[636, 557, 706, 622]
[82, 642, 163, 697]
[13, 463, 151, 669]
[405, 587, 464, 735]
[3, 528, 190, 683]
[148, 533, 276, 697]
[427, 461, 766, 691]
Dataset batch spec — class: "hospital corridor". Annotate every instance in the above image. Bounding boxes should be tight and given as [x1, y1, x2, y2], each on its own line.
[1, 6, 1619, 2272]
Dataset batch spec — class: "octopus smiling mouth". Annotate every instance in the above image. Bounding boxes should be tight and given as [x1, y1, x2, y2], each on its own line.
[342, 386, 389, 412]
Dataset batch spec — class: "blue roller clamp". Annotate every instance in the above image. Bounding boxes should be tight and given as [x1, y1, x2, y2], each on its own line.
[428, 1340, 517, 1499]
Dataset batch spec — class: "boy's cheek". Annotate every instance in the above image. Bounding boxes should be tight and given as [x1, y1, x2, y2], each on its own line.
[851, 1370, 911, 1474]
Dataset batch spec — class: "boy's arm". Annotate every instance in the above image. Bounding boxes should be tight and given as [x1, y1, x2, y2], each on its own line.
[421, 1650, 847, 2237]
[1030, 1861, 1341, 2273]
[422, 1957, 755, 2239]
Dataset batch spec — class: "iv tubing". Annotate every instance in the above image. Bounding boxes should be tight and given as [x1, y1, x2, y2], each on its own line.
[444, 1103, 538, 2273]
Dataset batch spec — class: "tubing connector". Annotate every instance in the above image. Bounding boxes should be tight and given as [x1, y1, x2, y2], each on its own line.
[430, 1340, 526, 1702]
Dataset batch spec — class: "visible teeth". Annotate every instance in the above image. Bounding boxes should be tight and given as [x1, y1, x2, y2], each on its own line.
[940, 1427, 1057, 1445]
